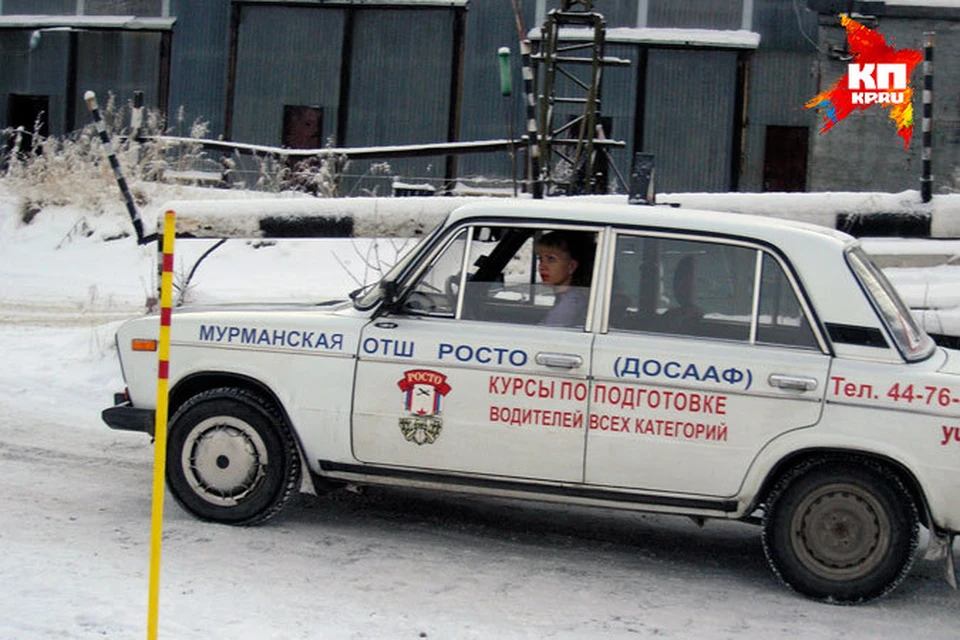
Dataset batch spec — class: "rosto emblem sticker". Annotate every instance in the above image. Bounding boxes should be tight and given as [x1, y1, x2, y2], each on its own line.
[397, 369, 451, 445]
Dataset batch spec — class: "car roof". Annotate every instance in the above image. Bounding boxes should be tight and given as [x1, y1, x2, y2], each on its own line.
[446, 199, 857, 250]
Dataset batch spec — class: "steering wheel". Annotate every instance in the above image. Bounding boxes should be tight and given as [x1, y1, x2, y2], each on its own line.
[403, 290, 438, 312]
[402, 277, 459, 314]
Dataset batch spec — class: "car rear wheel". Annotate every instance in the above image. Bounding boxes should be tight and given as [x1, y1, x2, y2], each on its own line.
[166, 387, 300, 525]
[761, 458, 919, 603]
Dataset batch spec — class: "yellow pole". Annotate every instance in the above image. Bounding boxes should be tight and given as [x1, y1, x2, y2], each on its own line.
[147, 210, 176, 640]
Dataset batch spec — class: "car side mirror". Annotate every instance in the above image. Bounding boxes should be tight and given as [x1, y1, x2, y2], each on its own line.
[380, 280, 399, 309]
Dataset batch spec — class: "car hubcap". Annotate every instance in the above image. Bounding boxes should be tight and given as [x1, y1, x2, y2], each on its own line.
[182, 416, 268, 506]
[791, 482, 890, 581]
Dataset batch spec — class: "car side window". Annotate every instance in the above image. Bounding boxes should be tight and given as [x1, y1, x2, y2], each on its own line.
[609, 234, 818, 348]
[756, 253, 820, 349]
[399, 228, 467, 317]
[460, 229, 544, 325]
[610, 235, 754, 340]
[400, 225, 597, 329]
[462, 227, 596, 328]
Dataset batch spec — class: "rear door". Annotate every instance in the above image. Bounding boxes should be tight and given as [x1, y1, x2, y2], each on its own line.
[586, 232, 831, 496]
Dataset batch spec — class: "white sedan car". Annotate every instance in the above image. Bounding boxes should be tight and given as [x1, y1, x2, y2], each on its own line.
[104, 199, 959, 603]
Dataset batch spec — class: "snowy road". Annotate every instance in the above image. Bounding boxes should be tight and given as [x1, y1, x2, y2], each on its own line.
[1, 318, 959, 639]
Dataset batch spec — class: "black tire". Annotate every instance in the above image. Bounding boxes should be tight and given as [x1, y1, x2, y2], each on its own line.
[761, 458, 919, 604]
[166, 387, 301, 526]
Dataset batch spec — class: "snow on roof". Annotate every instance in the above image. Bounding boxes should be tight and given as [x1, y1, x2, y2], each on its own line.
[0, 15, 175, 30]
[154, 135, 515, 160]
[239, 0, 467, 5]
[880, 0, 960, 17]
[531, 27, 761, 49]
[885, 0, 960, 7]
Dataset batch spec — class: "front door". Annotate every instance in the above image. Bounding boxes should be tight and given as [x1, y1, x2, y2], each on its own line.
[352, 223, 600, 482]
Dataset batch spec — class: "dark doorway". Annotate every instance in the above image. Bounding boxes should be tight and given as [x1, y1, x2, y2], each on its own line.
[763, 125, 808, 192]
[7, 94, 50, 154]
[282, 105, 323, 149]
[281, 105, 326, 194]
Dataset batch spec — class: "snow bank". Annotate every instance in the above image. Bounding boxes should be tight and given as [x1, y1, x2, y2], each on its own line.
[144, 190, 960, 240]
[659, 190, 960, 238]
[158, 196, 478, 239]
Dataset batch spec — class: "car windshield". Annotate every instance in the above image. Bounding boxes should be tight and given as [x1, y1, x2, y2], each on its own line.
[846, 246, 936, 361]
[352, 221, 446, 310]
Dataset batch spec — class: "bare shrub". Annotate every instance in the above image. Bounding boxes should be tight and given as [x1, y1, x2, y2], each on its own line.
[333, 237, 415, 290]
[1, 94, 224, 220]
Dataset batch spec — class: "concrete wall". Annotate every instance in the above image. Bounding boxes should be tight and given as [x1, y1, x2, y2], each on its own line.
[807, 12, 960, 194]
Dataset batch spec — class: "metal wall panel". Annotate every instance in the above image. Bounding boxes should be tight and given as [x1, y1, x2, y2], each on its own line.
[593, 0, 644, 27]
[0, 30, 70, 133]
[74, 31, 162, 131]
[753, 0, 820, 52]
[456, 0, 531, 185]
[86, 0, 163, 16]
[596, 41, 638, 192]
[739, 51, 818, 191]
[643, 49, 738, 193]
[346, 8, 452, 146]
[2, 0, 75, 14]
[345, 7, 454, 189]
[734, 0, 820, 190]
[231, 5, 345, 146]
[168, 0, 230, 136]
[647, 0, 742, 30]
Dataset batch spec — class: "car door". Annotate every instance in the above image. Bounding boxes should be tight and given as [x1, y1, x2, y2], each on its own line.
[351, 223, 599, 483]
[586, 232, 832, 497]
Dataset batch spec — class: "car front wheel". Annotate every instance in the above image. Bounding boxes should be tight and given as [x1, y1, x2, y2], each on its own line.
[761, 458, 919, 603]
[166, 387, 300, 526]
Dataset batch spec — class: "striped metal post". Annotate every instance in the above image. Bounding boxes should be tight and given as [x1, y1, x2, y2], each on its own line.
[147, 210, 176, 640]
[521, 39, 543, 199]
[920, 33, 934, 204]
[84, 90, 149, 244]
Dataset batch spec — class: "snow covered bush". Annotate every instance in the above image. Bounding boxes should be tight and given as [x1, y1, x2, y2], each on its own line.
[0, 95, 226, 221]
[2, 115, 118, 219]
[3, 96, 144, 216]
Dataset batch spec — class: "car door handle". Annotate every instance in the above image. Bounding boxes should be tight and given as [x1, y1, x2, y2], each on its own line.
[768, 374, 818, 391]
[535, 352, 583, 369]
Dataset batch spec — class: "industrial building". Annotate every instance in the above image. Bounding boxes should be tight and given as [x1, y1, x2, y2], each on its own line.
[1, 1, 956, 195]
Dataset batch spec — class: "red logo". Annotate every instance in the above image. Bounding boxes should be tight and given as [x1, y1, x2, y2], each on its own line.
[398, 369, 451, 416]
[805, 14, 922, 148]
[397, 370, 452, 445]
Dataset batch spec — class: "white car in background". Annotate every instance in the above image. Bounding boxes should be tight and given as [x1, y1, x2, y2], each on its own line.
[103, 199, 960, 604]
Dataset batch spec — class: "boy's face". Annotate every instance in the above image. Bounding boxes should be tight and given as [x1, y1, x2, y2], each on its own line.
[536, 245, 578, 287]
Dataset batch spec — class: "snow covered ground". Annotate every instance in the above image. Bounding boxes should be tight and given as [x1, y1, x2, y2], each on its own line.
[1, 181, 959, 639]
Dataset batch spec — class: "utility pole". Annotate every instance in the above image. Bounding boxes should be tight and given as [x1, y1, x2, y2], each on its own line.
[534, 0, 628, 194]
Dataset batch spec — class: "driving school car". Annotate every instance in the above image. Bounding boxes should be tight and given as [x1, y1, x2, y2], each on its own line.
[103, 199, 960, 603]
